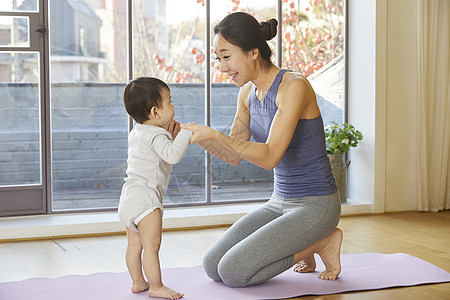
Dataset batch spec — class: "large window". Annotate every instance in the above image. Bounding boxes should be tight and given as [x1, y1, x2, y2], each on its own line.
[0, 0, 345, 215]
[49, 0, 129, 211]
[209, 0, 277, 204]
[133, 0, 207, 206]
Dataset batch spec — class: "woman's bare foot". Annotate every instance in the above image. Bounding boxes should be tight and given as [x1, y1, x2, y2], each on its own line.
[316, 228, 343, 280]
[148, 284, 184, 299]
[131, 280, 149, 293]
[293, 255, 316, 273]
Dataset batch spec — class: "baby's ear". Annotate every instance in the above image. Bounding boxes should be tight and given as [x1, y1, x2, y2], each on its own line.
[149, 106, 159, 119]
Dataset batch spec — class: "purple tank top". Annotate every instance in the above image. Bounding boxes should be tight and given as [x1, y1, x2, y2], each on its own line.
[249, 69, 337, 198]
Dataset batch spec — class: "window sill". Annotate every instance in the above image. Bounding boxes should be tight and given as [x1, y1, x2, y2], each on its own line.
[0, 200, 371, 241]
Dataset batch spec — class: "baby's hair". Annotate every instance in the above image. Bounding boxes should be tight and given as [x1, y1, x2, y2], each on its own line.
[123, 77, 169, 124]
[213, 12, 278, 69]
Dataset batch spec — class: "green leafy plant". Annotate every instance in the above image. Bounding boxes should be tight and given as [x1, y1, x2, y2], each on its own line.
[325, 122, 363, 154]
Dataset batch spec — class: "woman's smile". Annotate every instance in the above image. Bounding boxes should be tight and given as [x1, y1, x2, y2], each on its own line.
[229, 72, 238, 80]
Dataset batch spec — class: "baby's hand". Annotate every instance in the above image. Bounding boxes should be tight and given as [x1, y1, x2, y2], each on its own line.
[166, 120, 181, 140]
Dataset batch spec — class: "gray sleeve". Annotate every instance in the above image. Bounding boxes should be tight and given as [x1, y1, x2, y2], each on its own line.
[150, 129, 192, 164]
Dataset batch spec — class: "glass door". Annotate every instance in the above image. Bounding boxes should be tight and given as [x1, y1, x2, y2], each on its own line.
[0, 0, 47, 216]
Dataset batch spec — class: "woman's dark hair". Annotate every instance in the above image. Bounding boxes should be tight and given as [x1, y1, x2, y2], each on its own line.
[213, 12, 278, 69]
[123, 77, 169, 124]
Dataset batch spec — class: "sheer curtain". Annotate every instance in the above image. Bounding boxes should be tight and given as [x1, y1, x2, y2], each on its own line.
[417, 0, 450, 211]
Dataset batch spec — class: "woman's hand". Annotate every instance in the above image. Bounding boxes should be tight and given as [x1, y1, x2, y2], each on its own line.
[181, 122, 216, 144]
[165, 120, 181, 140]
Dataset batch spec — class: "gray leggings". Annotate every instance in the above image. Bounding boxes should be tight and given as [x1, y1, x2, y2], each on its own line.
[203, 191, 341, 287]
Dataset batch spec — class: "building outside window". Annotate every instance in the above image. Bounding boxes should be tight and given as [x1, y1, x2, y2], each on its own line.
[0, 0, 345, 215]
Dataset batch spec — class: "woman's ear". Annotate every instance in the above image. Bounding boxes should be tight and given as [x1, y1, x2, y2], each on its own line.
[149, 106, 159, 120]
[250, 48, 259, 60]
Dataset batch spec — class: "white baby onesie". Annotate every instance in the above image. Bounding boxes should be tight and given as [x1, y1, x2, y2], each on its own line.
[118, 124, 191, 231]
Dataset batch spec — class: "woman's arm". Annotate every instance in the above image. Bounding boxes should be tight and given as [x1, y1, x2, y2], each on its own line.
[197, 140, 242, 166]
[196, 85, 252, 166]
[183, 76, 315, 170]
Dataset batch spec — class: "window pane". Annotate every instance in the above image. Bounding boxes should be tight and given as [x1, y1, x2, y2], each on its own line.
[133, 0, 207, 206]
[134, 0, 206, 84]
[0, 16, 30, 47]
[49, 0, 127, 83]
[210, 0, 276, 203]
[50, 0, 128, 211]
[0, 1, 38, 12]
[282, 0, 345, 125]
[0, 52, 41, 186]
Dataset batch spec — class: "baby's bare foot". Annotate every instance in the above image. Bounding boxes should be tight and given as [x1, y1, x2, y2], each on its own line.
[131, 280, 149, 293]
[293, 255, 316, 273]
[148, 284, 183, 299]
[317, 228, 343, 280]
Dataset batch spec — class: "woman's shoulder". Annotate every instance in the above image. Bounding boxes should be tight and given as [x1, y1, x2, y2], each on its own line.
[277, 71, 314, 96]
[281, 71, 312, 88]
[276, 71, 317, 113]
[280, 71, 315, 98]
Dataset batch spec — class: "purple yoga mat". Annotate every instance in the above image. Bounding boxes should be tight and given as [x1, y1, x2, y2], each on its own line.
[1, 253, 449, 300]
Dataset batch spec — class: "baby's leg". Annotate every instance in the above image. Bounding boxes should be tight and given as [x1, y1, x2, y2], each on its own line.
[138, 209, 183, 299]
[125, 227, 149, 293]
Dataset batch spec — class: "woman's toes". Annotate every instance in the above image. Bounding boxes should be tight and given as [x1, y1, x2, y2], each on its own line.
[318, 270, 338, 280]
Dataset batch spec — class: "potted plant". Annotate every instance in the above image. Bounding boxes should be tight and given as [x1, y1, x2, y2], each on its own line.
[324, 122, 363, 203]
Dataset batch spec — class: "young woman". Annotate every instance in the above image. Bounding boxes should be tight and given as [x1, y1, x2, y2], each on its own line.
[182, 12, 343, 288]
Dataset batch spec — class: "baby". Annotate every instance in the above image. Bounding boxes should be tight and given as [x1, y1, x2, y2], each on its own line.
[118, 77, 191, 299]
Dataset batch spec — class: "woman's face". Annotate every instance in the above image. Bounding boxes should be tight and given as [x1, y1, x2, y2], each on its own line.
[213, 34, 256, 87]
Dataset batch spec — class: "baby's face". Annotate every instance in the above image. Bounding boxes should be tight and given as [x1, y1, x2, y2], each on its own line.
[157, 88, 175, 126]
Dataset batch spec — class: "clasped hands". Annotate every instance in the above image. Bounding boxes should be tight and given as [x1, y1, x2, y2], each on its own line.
[164, 120, 215, 144]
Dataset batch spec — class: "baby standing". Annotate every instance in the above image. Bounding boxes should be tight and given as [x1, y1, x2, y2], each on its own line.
[119, 77, 191, 299]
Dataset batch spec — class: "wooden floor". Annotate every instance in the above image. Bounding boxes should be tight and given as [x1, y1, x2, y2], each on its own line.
[1, 211, 449, 299]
